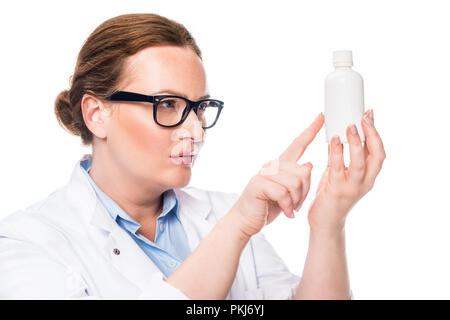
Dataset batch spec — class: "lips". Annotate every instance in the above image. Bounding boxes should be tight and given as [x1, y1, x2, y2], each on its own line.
[170, 154, 195, 166]
[170, 150, 198, 166]
[170, 151, 197, 158]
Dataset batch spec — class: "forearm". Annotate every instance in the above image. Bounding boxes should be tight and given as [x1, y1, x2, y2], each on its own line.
[166, 208, 250, 299]
[295, 226, 351, 299]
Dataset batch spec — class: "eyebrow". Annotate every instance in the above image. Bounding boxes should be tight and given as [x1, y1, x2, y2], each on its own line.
[151, 89, 210, 100]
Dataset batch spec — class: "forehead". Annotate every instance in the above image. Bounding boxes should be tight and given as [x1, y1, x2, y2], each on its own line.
[121, 46, 207, 98]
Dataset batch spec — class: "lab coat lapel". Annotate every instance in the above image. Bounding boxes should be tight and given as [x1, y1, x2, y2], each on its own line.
[90, 199, 164, 292]
[174, 188, 214, 251]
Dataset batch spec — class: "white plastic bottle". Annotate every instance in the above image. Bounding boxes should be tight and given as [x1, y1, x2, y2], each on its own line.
[324, 50, 365, 143]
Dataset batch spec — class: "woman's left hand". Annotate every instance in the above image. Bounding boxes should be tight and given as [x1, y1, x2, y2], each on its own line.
[308, 109, 386, 233]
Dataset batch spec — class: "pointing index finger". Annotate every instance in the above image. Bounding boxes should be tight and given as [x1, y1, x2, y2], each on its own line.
[279, 112, 324, 162]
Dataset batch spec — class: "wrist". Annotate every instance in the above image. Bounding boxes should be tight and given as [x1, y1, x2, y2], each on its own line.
[308, 205, 348, 236]
[308, 215, 346, 238]
[220, 208, 252, 245]
[309, 224, 346, 240]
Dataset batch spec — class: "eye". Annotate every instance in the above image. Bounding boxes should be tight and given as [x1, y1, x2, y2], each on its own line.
[199, 100, 220, 110]
[209, 100, 221, 108]
[158, 99, 177, 109]
[199, 101, 209, 110]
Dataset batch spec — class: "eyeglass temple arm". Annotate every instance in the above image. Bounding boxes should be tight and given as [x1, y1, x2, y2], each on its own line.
[106, 91, 154, 103]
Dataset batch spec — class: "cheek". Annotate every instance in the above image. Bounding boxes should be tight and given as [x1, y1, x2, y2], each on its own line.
[110, 106, 169, 166]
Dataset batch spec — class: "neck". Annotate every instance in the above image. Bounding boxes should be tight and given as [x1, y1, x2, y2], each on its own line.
[88, 147, 166, 223]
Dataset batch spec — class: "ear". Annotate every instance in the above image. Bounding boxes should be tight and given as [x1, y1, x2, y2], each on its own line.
[81, 94, 110, 140]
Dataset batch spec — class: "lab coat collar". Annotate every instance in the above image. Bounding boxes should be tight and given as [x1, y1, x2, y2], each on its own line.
[68, 154, 213, 235]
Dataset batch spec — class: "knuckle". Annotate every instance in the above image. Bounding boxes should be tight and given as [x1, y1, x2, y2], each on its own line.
[332, 163, 344, 173]
[354, 161, 365, 171]
[276, 190, 290, 203]
[294, 179, 302, 190]
[288, 176, 302, 190]
[351, 141, 364, 152]
[272, 185, 287, 200]
[376, 153, 386, 162]
[284, 196, 293, 207]
[280, 187, 290, 198]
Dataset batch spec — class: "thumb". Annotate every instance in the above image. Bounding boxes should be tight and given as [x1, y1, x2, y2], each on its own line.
[302, 162, 313, 170]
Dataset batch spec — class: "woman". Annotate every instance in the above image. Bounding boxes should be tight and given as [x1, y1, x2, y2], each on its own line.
[0, 13, 385, 299]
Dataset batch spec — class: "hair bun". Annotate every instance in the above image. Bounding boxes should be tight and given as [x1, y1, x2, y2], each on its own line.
[54, 89, 81, 136]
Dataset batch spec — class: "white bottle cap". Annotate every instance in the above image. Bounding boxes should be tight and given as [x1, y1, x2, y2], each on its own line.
[333, 50, 353, 67]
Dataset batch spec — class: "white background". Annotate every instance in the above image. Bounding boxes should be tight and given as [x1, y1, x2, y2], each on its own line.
[0, 0, 449, 299]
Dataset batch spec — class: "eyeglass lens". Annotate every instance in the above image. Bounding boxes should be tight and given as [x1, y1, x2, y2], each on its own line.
[155, 97, 220, 127]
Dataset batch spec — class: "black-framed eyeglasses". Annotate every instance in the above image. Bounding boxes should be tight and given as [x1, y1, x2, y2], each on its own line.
[104, 91, 224, 129]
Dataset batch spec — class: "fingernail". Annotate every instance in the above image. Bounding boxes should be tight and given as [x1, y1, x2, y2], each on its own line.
[363, 114, 373, 126]
[350, 124, 358, 135]
[334, 135, 341, 145]
[370, 109, 374, 121]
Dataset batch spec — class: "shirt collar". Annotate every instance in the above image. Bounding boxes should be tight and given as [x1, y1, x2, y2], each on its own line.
[80, 154, 179, 234]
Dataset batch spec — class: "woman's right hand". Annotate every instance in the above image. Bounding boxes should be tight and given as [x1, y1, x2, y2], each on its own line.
[230, 112, 325, 239]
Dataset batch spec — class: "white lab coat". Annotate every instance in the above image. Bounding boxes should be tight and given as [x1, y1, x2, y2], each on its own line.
[0, 154, 301, 300]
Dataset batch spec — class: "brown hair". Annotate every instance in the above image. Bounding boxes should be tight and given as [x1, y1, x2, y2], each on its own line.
[54, 13, 202, 146]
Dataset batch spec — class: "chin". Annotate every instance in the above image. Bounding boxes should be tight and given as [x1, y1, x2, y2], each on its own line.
[166, 166, 192, 189]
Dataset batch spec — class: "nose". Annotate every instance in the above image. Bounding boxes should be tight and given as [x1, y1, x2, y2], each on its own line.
[170, 109, 205, 155]
[180, 107, 205, 143]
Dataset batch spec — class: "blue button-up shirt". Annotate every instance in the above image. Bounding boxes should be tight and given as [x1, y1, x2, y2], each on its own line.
[80, 155, 191, 278]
